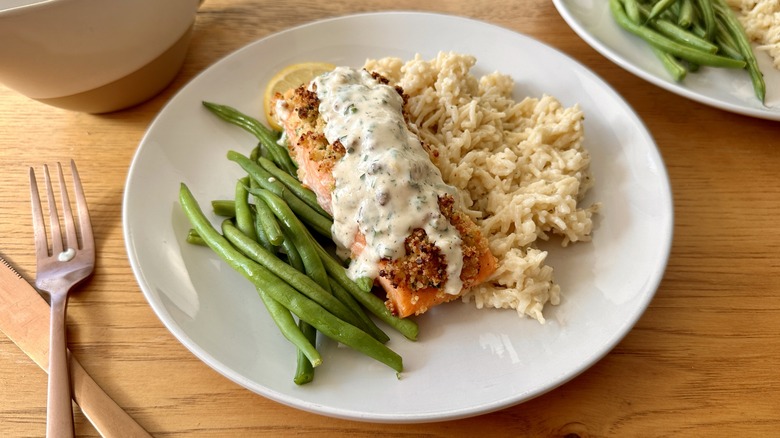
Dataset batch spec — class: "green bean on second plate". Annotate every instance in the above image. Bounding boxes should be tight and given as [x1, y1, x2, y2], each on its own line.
[610, 0, 746, 69]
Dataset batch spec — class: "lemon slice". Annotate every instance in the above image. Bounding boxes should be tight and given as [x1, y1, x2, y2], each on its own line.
[263, 61, 336, 131]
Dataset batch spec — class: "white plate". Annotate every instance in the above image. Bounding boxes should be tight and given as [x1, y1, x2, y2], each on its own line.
[553, 0, 780, 120]
[123, 12, 673, 423]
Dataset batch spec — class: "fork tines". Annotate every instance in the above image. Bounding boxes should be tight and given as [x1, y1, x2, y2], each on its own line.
[29, 160, 94, 259]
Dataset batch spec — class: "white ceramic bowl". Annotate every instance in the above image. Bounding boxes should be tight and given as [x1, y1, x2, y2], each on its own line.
[0, 0, 201, 113]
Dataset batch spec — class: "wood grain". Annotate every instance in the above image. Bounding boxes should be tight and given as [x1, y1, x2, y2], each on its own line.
[1, 1, 779, 436]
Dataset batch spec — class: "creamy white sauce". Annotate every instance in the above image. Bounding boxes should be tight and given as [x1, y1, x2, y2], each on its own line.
[58, 248, 76, 262]
[313, 67, 464, 294]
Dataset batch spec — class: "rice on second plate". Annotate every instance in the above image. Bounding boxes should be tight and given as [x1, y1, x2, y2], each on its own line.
[727, 0, 780, 69]
[365, 52, 599, 322]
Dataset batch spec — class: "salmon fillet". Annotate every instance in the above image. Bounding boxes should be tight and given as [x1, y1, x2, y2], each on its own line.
[272, 68, 497, 318]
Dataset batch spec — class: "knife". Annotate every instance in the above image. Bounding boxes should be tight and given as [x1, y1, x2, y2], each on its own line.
[0, 255, 152, 438]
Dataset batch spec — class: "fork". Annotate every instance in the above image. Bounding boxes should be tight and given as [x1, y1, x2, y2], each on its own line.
[30, 160, 95, 438]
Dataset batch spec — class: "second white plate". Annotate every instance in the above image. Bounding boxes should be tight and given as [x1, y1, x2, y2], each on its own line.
[554, 0, 780, 120]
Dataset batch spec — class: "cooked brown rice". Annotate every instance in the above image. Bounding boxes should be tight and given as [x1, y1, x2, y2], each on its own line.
[727, 0, 780, 69]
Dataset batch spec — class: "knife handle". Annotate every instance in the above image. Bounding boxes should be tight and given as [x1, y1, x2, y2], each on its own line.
[69, 353, 152, 438]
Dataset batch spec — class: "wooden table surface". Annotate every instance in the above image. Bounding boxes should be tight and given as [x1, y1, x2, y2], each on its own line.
[2, 1, 779, 436]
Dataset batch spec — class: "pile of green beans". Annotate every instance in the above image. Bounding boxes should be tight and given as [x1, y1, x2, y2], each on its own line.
[610, 0, 765, 102]
[180, 102, 419, 384]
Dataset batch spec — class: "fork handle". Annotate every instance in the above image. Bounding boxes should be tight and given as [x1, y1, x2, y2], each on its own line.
[47, 293, 75, 438]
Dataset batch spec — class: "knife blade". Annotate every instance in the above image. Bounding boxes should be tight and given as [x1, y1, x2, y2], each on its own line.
[0, 255, 151, 438]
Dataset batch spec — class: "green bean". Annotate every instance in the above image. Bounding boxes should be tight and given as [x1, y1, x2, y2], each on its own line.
[227, 150, 286, 195]
[624, 0, 641, 23]
[179, 184, 320, 368]
[715, 35, 744, 61]
[202, 101, 275, 145]
[665, 0, 685, 22]
[651, 18, 719, 53]
[264, 135, 298, 177]
[278, 221, 325, 385]
[251, 207, 275, 252]
[243, 172, 277, 251]
[221, 220, 368, 332]
[202, 101, 298, 175]
[278, 224, 319, 385]
[691, 21, 742, 59]
[656, 48, 689, 80]
[689, 21, 706, 38]
[633, 1, 720, 53]
[250, 144, 261, 163]
[610, 0, 745, 68]
[313, 240, 419, 341]
[678, 0, 694, 27]
[270, 275, 402, 373]
[228, 150, 333, 238]
[253, 186, 333, 239]
[257, 156, 332, 219]
[712, 0, 765, 102]
[623, 0, 718, 56]
[627, 0, 690, 80]
[179, 183, 402, 372]
[257, 142, 274, 162]
[186, 228, 207, 246]
[294, 319, 317, 385]
[279, 194, 319, 385]
[331, 280, 390, 344]
[647, 0, 679, 21]
[694, 0, 716, 40]
[270, 131, 297, 163]
[715, 20, 743, 59]
[355, 276, 374, 293]
[258, 137, 287, 172]
[292, 226, 330, 293]
[252, 189, 332, 296]
[257, 286, 322, 368]
[261, 219, 318, 386]
[262, 190, 332, 293]
[180, 184, 247, 270]
[280, 227, 305, 272]
[253, 193, 284, 246]
[333, 259, 372, 291]
[212, 200, 236, 217]
[235, 177, 257, 242]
